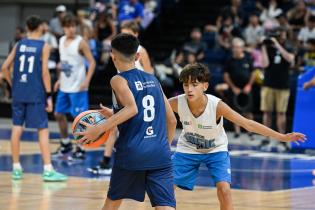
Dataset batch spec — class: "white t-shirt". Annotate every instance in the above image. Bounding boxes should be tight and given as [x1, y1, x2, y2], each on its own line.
[176, 94, 228, 154]
[135, 45, 144, 71]
[59, 35, 86, 93]
[298, 27, 315, 44]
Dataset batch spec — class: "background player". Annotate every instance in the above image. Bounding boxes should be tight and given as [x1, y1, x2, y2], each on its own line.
[53, 13, 96, 160]
[168, 63, 306, 210]
[76, 33, 177, 210]
[1, 15, 67, 181]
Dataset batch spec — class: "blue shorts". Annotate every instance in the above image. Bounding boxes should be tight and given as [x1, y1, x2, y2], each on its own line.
[172, 152, 231, 190]
[108, 166, 176, 208]
[55, 91, 89, 117]
[12, 102, 48, 129]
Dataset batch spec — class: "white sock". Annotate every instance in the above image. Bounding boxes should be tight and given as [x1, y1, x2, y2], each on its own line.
[13, 163, 22, 170]
[44, 164, 54, 172]
[61, 137, 70, 144]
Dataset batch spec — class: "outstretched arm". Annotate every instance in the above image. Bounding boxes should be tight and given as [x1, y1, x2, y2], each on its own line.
[216, 101, 306, 143]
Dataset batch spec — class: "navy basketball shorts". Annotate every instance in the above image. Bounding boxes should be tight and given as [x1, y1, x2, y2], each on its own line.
[107, 165, 176, 208]
[12, 102, 48, 129]
[172, 151, 231, 190]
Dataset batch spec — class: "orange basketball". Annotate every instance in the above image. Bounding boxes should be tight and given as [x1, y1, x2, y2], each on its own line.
[72, 110, 110, 148]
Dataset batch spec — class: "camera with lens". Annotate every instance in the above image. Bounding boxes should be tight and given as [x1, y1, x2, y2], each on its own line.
[262, 30, 281, 46]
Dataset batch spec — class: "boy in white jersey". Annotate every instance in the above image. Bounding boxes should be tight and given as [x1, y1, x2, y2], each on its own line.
[53, 14, 95, 160]
[169, 63, 306, 210]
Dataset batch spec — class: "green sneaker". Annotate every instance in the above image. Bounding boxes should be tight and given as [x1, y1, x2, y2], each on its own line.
[42, 170, 68, 182]
[12, 169, 23, 180]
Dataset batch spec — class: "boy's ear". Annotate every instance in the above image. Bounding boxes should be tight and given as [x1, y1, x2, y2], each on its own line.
[203, 82, 209, 91]
[135, 52, 140, 61]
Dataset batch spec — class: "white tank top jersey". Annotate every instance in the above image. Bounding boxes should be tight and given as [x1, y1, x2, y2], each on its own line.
[59, 35, 86, 93]
[135, 45, 144, 71]
[176, 94, 228, 154]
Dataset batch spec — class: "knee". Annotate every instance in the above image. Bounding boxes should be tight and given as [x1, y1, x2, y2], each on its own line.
[217, 184, 231, 199]
[54, 112, 64, 120]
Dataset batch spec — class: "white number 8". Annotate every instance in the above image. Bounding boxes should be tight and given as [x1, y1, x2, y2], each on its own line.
[142, 95, 155, 122]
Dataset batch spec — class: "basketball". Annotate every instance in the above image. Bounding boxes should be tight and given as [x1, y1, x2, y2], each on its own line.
[72, 110, 110, 148]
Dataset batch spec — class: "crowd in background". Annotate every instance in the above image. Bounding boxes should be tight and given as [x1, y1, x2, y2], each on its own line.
[0, 0, 314, 152]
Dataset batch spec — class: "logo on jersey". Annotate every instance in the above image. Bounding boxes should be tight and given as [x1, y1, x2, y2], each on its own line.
[144, 126, 156, 138]
[146, 126, 154, 136]
[198, 124, 212, 129]
[135, 81, 143, 91]
[20, 74, 27, 83]
[20, 45, 26, 52]
[19, 44, 37, 53]
[60, 61, 73, 77]
[183, 121, 192, 125]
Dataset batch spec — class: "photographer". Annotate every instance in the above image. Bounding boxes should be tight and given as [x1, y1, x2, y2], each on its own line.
[260, 27, 295, 152]
[224, 37, 255, 138]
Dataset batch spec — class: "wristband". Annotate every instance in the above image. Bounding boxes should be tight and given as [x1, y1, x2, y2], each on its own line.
[46, 92, 52, 98]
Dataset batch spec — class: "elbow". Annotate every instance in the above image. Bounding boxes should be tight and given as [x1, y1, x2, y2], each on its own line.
[170, 115, 177, 127]
[131, 105, 138, 117]
[243, 119, 255, 133]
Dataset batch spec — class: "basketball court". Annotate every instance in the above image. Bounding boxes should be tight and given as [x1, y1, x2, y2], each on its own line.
[1, 119, 315, 210]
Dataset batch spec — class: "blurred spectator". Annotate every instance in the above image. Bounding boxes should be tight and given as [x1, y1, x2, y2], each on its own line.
[82, 26, 100, 69]
[9, 27, 25, 52]
[141, 0, 158, 29]
[276, 14, 294, 43]
[259, 0, 282, 30]
[298, 15, 315, 45]
[49, 5, 67, 38]
[244, 13, 264, 47]
[287, 0, 310, 31]
[117, 0, 144, 25]
[95, 12, 117, 65]
[41, 21, 59, 85]
[223, 37, 255, 138]
[182, 28, 207, 61]
[218, 15, 242, 50]
[297, 38, 315, 67]
[260, 28, 295, 152]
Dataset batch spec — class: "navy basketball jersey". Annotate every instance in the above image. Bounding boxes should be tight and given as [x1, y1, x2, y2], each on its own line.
[113, 69, 172, 170]
[12, 39, 45, 103]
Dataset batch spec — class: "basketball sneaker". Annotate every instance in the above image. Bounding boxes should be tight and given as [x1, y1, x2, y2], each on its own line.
[51, 142, 73, 158]
[87, 163, 112, 175]
[68, 146, 86, 161]
[12, 169, 23, 180]
[42, 170, 68, 182]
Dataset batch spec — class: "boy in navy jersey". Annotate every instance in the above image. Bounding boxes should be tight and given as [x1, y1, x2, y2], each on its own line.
[77, 33, 177, 210]
[1, 15, 67, 181]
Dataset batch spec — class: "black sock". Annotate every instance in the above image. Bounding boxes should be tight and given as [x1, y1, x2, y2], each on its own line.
[102, 156, 111, 165]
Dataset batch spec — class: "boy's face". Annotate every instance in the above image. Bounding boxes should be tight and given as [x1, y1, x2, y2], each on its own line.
[183, 77, 208, 102]
[63, 24, 76, 38]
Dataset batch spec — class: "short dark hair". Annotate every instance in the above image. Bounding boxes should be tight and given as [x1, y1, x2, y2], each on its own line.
[121, 20, 140, 34]
[179, 63, 210, 83]
[111, 33, 139, 58]
[26, 15, 43, 31]
[61, 13, 78, 27]
[307, 38, 315, 46]
[309, 15, 315, 23]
